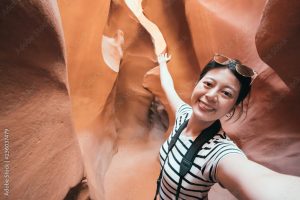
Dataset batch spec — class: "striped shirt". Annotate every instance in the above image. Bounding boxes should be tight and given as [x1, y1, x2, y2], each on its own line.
[159, 103, 245, 200]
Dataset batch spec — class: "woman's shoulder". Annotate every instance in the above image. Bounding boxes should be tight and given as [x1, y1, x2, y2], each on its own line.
[213, 130, 230, 141]
[168, 103, 192, 138]
[174, 103, 192, 127]
[208, 130, 242, 150]
[175, 103, 192, 118]
[199, 130, 246, 183]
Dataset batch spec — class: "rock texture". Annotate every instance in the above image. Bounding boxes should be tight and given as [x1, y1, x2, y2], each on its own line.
[0, 0, 84, 200]
[1, 0, 300, 199]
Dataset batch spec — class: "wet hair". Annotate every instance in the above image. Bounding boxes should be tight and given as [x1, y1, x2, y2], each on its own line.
[198, 59, 252, 120]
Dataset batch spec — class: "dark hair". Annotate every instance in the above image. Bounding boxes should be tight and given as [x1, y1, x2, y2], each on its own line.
[198, 59, 252, 120]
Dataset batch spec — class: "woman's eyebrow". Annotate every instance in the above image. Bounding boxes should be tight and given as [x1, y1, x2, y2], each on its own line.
[204, 77, 215, 81]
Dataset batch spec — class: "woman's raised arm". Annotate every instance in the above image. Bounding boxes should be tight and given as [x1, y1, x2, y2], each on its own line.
[216, 154, 300, 200]
[158, 53, 186, 114]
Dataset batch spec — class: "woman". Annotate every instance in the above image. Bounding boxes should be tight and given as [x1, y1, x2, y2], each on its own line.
[156, 53, 300, 200]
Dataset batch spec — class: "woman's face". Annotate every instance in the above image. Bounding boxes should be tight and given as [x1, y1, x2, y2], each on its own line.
[191, 68, 241, 122]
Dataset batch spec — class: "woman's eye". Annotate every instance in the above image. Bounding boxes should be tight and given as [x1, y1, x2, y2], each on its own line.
[203, 81, 212, 87]
[223, 91, 232, 97]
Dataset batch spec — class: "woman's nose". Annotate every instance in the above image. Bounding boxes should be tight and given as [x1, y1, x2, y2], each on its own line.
[205, 89, 218, 102]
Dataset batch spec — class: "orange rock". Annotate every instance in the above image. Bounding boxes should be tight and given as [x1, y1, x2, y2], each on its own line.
[0, 0, 83, 199]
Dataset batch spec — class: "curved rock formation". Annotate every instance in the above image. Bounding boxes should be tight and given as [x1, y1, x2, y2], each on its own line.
[1, 0, 300, 199]
[102, 29, 124, 72]
[256, 0, 300, 89]
[0, 0, 83, 199]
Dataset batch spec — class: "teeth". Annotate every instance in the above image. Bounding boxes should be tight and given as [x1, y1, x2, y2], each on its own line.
[198, 100, 214, 111]
[203, 104, 213, 110]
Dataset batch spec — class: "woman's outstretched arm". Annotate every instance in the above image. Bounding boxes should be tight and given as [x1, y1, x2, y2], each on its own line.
[216, 154, 300, 200]
[158, 53, 186, 114]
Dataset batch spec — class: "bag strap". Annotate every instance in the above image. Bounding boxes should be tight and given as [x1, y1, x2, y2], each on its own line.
[154, 119, 189, 200]
[169, 120, 189, 151]
[154, 119, 221, 200]
[175, 120, 221, 199]
[179, 120, 221, 177]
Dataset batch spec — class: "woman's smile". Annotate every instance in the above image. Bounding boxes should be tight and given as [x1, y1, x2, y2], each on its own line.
[198, 99, 216, 112]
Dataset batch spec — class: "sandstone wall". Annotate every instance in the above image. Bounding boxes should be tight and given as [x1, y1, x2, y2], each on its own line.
[0, 0, 84, 199]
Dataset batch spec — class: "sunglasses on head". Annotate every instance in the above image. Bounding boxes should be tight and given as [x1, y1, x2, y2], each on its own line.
[213, 54, 258, 85]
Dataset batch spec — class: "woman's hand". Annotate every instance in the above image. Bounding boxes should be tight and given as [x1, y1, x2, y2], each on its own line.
[157, 53, 171, 65]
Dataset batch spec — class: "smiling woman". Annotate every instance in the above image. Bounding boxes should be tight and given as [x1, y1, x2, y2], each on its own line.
[191, 68, 242, 122]
[155, 53, 300, 200]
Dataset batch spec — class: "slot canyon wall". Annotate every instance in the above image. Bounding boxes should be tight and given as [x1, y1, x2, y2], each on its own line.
[0, 0, 84, 200]
[0, 0, 300, 200]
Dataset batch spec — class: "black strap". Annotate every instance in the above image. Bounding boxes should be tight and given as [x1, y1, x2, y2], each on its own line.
[154, 119, 221, 200]
[175, 120, 221, 199]
[179, 120, 221, 177]
[154, 120, 189, 200]
[169, 120, 190, 152]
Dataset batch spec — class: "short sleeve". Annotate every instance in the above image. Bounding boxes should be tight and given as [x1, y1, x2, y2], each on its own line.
[202, 134, 247, 183]
[175, 103, 192, 119]
[172, 103, 192, 135]
[160, 104, 192, 168]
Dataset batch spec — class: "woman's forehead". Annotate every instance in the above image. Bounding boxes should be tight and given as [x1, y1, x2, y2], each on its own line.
[202, 68, 241, 90]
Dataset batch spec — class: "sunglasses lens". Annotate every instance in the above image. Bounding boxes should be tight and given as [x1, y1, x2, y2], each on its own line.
[214, 55, 230, 64]
[213, 54, 257, 84]
[236, 65, 255, 77]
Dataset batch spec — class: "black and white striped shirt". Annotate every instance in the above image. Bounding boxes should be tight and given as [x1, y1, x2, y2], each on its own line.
[159, 103, 245, 200]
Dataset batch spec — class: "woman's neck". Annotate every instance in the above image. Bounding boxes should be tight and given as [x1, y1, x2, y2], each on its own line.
[184, 114, 215, 138]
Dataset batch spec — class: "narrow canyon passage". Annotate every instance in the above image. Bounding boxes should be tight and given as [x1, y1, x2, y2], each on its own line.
[1, 0, 300, 200]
